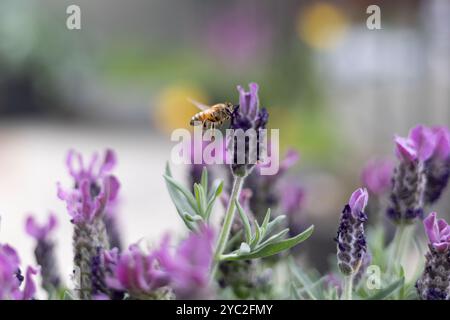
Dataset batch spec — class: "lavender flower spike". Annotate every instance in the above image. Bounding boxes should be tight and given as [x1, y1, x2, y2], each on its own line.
[416, 212, 450, 300]
[424, 126, 450, 205]
[0, 244, 38, 300]
[66, 149, 123, 250]
[58, 175, 117, 299]
[230, 82, 269, 177]
[25, 214, 61, 294]
[335, 188, 368, 276]
[387, 125, 435, 224]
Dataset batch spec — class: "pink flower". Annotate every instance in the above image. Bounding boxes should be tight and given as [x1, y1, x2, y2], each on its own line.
[348, 188, 369, 218]
[25, 214, 57, 241]
[395, 125, 436, 162]
[0, 244, 38, 300]
[423, 212, 450, 253]
[361, 158, 394, 195]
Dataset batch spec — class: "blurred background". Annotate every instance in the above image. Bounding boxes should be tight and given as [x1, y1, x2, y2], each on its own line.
[0, 0, 449, 287]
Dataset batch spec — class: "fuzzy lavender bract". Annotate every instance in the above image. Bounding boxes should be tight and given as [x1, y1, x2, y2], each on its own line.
[416, 212, 450, 300]
[59, 160, 118, 299]
[335, 188, 368, 276]
[25, 214, 61, 294]
[387, 125, 435, 224]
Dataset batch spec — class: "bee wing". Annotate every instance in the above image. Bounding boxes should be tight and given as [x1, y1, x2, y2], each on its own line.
[187, 98, 209, 111]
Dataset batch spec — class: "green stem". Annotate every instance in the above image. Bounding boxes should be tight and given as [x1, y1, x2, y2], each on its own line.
[210, 176, 244, 280]
[342, 275, 353, 300]
[389, 224, 413, 274]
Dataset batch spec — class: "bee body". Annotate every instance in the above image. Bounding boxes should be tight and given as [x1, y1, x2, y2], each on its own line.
[190, 102, 234, 129]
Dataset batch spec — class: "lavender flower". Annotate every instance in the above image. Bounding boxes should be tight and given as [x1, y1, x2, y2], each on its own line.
[424, 126, 450, 205]
[335, 188, 368, 276]
[25, 214, 61, 294]
[157, 226, 215, 300]
[416, 212, 450, 300]
[229, 83, 269, 177]
[361, 158, 394, 196]
[0, 244, 38, 300]
[105, 245, 171, 300]
[281, 181, 306, 236]
[58, 163, 118, 299]
[66, 149, 122, 250]
[387, 125, 435, 224]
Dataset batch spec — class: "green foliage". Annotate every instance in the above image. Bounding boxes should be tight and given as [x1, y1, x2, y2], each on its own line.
[164, 163, 222, 231]
[220, 201, 314, 261]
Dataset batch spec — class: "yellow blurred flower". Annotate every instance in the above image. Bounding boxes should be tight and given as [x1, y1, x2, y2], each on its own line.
[297, 2, 348, 50]
[154, 85, 209, 133]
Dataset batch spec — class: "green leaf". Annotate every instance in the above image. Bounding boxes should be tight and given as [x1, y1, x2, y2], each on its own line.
[163, 173, 198, 215]
[200, 167, 208, 195]
[164, 164, 195, 230]
[222, 225, 314, 261]
[250, 220, 262, 249]
[266, 215, 286, 235]
[258, 228, 289, 248]
[204, 180, 223, 221]
[183, 213, 204, 222]
[207, 179, 223, 200]
[235, 199, 252, 243]
[261, 208, 271, 234]
[367, 277, 405, 300]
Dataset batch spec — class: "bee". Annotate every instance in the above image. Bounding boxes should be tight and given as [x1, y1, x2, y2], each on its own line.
[189, 99, 236, 131]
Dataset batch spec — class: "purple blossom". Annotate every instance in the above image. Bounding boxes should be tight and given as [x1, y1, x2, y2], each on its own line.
[417, 211, 450, 300]
[395, 125, 436, 163]
[230, 83, 269, 177]
[58, 175, 118, 224]
[25, 214, 57, 241]
[25, 214, 61, 293]
[423, 212, 450, 253]
[66, 149, 117, 186]
[361, 158, 394, 196]
[105, 245, 170, 299]
[433, 127, 450, 160]
[335, 188, 368, 276]
[156, 226, 215, 299]
[281, 183, 305, 215]
[0, 244, 38, 300]
[424, 126, 450, 204]
[388, 125, 433, 224]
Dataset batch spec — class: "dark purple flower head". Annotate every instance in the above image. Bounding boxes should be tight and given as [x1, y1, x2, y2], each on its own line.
[105, 245, 170, 299]
[58, 175, 119, 224]
[0, 244, 38, 300]
[229, 83, 269, 177]
[417, 211, 450, 300]
[335, 188, 368, 276]
[25, 214, 57, 241]
[361, 158, 394, 196]
[156, 226, 215, 299]
[424, 126, 450, 205]
[423, 212, 450, 253]
[388, 125, 434, 224]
